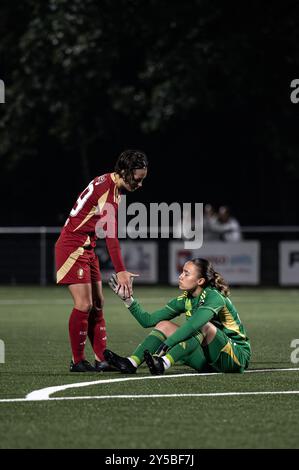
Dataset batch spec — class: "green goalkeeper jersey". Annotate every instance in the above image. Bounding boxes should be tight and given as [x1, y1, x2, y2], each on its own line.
[128, 287, 250, 349]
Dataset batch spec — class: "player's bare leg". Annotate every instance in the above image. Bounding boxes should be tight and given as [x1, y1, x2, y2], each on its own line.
[155, 320, 179, 337]
[91, 280, 105, 309]
[68, 283, 93, 312]
[201, 322, 217, 346]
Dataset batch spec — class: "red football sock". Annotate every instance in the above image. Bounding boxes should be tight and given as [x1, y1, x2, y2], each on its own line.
[88, 308, 107, 362]
[68, 308, 89, 364]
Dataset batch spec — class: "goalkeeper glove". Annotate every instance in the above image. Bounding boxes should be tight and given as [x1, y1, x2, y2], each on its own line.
[108, 273, 134, 307]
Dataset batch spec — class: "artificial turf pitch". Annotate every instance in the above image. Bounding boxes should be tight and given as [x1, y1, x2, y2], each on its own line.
[0, 286, 298, 449]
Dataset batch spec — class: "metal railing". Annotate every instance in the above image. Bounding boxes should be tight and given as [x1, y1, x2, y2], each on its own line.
[0, 226, 298, 285]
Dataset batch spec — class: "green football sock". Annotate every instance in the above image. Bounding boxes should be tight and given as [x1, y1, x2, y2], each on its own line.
[130, 329, 167, 366]
[165, 336, 200, 365]
[165, 336, 208, 372]
[183, 344, 209, 371]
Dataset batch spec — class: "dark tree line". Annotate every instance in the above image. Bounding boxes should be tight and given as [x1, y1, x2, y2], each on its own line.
[1, 0, 299, 225]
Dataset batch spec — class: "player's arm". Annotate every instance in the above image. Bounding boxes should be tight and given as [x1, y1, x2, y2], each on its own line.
[108, 274, 184, 328]
[164, 307, 215, 348]
[103, 209, 124, 272]
[104, 202, 138, 297]
[127, 298, 183, 328]
[164, 293, 225, 348]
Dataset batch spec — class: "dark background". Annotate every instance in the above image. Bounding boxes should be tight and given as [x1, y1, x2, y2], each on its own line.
[1, 0, 299, 227]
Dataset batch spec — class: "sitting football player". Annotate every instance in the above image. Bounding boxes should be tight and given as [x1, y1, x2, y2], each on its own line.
[104, 258, 251, 375]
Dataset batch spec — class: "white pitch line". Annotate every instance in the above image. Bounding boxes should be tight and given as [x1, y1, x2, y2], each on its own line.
[243, 367, 299, 374]
[26, 367, 299, 401]
[0, 367, 298, 404]
[1, 391, 299, 403]
[25, 372, 214, 400]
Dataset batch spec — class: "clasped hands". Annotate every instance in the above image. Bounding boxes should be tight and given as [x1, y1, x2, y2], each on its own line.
[108, 272, 170, 356]
[108, 272, 136, 306]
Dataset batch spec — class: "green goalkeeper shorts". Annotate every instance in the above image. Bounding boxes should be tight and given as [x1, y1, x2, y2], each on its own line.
[202, 328, 251, 373]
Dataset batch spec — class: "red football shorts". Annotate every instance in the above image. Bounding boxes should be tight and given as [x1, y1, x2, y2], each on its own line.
[55, 242, 101, 285]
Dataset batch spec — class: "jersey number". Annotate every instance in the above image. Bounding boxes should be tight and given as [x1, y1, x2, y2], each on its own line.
[70, 182, 94, 217]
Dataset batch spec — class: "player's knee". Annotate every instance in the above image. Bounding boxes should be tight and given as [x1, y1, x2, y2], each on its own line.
[155, 320, 173, 336]
[93, 296, 104, 310]
[75, 301, 93, 313]
[201, 322, 216, 335]
[201, 322, 217, 346]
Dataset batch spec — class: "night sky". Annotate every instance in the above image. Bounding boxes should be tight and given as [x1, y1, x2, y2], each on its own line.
[1, 1, 298, 228]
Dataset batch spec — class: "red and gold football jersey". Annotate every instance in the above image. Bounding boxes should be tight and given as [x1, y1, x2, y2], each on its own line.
[59, 173, 125, 273]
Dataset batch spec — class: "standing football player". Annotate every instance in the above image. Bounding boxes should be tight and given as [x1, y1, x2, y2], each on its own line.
[55, 150, 148, 372]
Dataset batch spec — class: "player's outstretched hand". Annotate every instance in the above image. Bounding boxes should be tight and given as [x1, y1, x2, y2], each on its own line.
[108, 273, 135, 305]
[116, 271, 139, 299]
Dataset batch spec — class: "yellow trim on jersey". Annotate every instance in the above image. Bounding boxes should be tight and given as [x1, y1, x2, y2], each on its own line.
[200, 290, 207, 301]
[56, 247, 84, 283]
[218, 306, 246, 339]
[177, 291, 188, 300]
[194, 331, 204, 344]
[73, 189, 109, 232]
[73, 206, 97, 232]
[184, 298, 192, 318]
[97, 189, 110, 213]
[110, 173, 121, 204]
[113, 184, 121, 204]
[221, 341, 241, 366]
[110, 172, 117, 183]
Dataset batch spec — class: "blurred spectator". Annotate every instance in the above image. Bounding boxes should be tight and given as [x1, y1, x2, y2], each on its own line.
[203, 204, 221, 241]
[210, 205, 242, 242]
[177, 204, 242, 243]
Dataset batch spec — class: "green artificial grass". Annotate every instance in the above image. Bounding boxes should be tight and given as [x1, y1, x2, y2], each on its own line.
[0, 286, 298, 449]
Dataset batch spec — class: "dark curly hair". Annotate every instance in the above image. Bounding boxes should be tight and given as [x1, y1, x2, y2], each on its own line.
[191, 258, 230, 297]
[115, 149, 148, 184]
